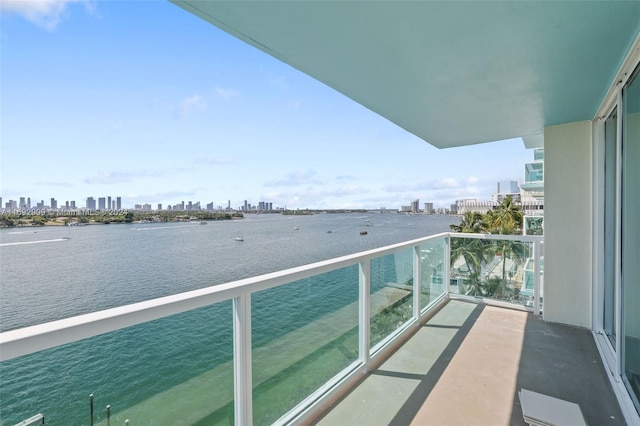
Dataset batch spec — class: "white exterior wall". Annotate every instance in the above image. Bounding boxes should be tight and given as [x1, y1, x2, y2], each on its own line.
[544, 121, 592, 328]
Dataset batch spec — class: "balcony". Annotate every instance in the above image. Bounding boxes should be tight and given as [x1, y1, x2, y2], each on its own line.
[520, 162, 544, 199]
[0, 232, 624, 425]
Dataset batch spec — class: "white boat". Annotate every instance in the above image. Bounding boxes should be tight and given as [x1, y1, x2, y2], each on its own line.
[234, 236, 244, 241]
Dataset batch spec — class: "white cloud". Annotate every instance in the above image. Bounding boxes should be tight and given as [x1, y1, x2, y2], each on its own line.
[214, 87, 238, 100]
[178, 95, 205, 117]
[84, 170, 163, 185]
[268, 75, 288, 90]
[35, 181, 74, 187]
[196, 156, 234, 165]
[264, 169, 319, 187]
[440, 178, 459, 188]
[289, 100, 301, 110]
[1, 0, 89, 30]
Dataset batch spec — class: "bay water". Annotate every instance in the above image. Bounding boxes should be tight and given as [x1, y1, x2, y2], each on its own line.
[0, 213, 454, 425]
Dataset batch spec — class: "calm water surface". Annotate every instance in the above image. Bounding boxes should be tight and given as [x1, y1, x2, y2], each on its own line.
[0, 213, 455, 425]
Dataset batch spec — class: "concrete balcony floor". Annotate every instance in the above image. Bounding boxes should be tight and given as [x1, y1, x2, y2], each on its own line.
[314, 300, 624, 425]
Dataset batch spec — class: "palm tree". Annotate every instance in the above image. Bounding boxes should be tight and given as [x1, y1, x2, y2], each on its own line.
[486, 238, 528, 298]
[450, 236, 491, 296]
[450, 211, 484, 233]
[487, 195, 523, 234]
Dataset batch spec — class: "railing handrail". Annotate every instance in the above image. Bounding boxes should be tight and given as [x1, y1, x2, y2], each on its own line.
[451, 233, 543, 243]
[0, 231, 541, 362]
[0, 232, 449, 361]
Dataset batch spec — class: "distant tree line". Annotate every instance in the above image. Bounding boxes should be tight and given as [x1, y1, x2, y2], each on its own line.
[0, 210, 244, 227]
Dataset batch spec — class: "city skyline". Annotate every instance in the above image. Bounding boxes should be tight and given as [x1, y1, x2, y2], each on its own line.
[1, 1, 531, 210]
[1, 179, 530, 212]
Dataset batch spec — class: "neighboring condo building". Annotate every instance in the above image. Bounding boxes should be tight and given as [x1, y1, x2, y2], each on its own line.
[520, 148, 545, 235]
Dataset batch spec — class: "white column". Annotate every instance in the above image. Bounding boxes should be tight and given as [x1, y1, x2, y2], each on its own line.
[359, 260, 371, 369]
[544, 121, 593, 327]
[413, 245, 421, 318]
[233, 294, 252, 426]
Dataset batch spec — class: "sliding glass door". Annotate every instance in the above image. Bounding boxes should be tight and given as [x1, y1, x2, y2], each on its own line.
[603, 107, 617, 347]
[621, 63, 640, 411]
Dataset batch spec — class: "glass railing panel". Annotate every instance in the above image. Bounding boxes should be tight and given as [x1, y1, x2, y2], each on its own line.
[369, 248, 414, 349]
[539, 245, 544, 313]
[534, 148, 544, 161]
[450, 237, 535, 308]
[419, 238, 446, 310]
[0, 302, 234, 425]
[251, 265, 359, 425]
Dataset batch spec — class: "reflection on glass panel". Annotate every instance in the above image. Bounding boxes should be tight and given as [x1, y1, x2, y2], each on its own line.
[539, 249, 544, 313]
[251, 266, 359, 425]
[0, 303, 234, 425]
[525, 216, 544, 236]
[604, 107, 618, 347]
[420, 239, 446, 310]
[622, 64, 640, 411]
[370, 249, 414, 349]
[449, 237, 534, 307]
[525, 162, 544, 183]
[534, 148, 544, 161]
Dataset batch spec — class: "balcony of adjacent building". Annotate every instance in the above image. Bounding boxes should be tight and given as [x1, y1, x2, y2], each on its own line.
[2, 231, 636, 425]
[520, 162, 544, 201]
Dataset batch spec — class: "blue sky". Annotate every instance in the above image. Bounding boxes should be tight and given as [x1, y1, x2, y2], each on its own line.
[1, 1, 533, 210]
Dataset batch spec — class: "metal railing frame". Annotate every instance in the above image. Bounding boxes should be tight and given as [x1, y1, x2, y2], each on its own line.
[0, 232, 543, 425]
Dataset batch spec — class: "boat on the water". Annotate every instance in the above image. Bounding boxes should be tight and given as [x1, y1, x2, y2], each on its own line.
[234, 236, 244, 241]
[360, 231, 368, 235]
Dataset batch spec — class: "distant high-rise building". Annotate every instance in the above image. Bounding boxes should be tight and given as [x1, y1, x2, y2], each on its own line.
[493, 180, 521, 203]
[143, 204, 152, 211]
[27, 197, 31, 209]
[411, 199, 419, 213]
[19, 197, 26, 209]
[107, 196, 112, 210]
[424, 202, 434, 214]
[98, 197, 106, 210]
[244, 200, 248, 211]
[86, 197, 96, 210]
[0, 197, 2, 209]
[37, 200, 44, 208]
[207, 202, 214, 211]
[157, 203, 162, 211]
[116, 197, 122, 210]
[71, 201, 76, 209]
[51, 198, 58, 209]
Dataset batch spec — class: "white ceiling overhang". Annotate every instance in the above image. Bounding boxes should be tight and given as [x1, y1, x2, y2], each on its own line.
[172, 1, 640, 149]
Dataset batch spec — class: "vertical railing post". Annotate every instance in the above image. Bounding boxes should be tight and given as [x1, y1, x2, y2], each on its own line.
[445, 235, 451, 296]
[413, 245, 421, 320]
[233, 293, 253, 426]
[533, 240, 541, 316]
[359, 260, 371, 370]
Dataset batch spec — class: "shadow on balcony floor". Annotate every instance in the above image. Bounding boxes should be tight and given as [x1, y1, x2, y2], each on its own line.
[313, 300, 624, 426]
